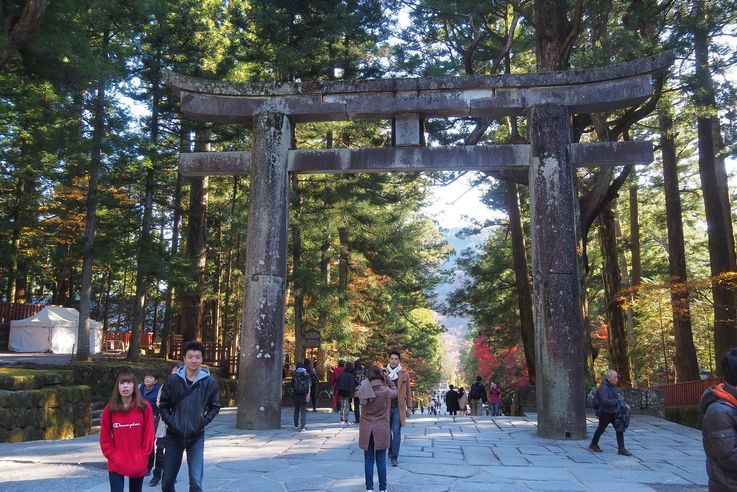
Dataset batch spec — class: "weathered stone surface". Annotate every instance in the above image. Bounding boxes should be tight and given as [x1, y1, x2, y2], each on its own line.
[529, 104, 586, 440]
[178, 141, 653, 177]
[164, 51, 672, 96]
[236, 112, 291, 430]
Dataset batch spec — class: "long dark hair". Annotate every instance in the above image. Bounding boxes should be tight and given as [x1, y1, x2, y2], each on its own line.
[109, 370, 146, 413]
[367, 365, 383, 381]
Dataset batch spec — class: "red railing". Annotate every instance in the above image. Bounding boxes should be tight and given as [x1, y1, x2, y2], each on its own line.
[169, 336, 238, 378]
[102, 332, 154, 350]
[655, 377, 724, 407]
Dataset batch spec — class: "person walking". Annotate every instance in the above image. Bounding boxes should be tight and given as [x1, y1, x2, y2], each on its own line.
[386, 350, 412, 467]
[292, 362, 312, 430]
[305, 358, 319, 412]
[100, 370, 155, 492]
[159, 340, 221, 492]
[353, 360, 366, 423]
[458, 387, 468, 416]
[701, 348, 737, 492]
[149, 363, 180, 487]
[336, 361, 356, 425]
[358, 365, 397, 492]
[489, 382, 501, 416]
[138, 370, 161, 479]
[588, 369, 632, 456]
[468, 376, 488, 416]
[445, 385, 460, 420]
[331, 360, 346, 412]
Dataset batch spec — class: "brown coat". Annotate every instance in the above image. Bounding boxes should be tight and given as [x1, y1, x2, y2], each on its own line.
[395, 369, 412, 426]
[358, 378, 397, 451]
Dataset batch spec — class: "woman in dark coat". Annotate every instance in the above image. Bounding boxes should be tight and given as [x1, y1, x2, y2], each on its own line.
[445, 385, 460, 416]
[358, 365, 397, 492]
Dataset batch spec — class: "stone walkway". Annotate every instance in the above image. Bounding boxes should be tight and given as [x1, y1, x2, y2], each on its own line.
[0, 408, 708, 491]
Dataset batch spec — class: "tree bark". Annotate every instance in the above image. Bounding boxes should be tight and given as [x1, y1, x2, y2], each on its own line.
[0, 0, 49, 70]
[76, 28, 109, 361]
[505, 181, 536, 385]
[629, 171, 641, 287]
[291, 174, 305, 364]
[692, 0, 737, 364]
[160, 127, 187, 356]
[128, 54, 162, 360]
[660, 108, 700, 381]
[597, 204, 633, 386]
[177, 127, 209, 342]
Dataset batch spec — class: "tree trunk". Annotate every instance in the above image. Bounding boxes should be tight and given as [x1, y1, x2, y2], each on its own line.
[222, 176, 239, 346]
[76, 28, 110, 361]
[178, 127, 209, 342]
[160, 128, 187, 356]
[128, 58, 162, 360]
[597, 204, 633, 386]
[291, 174, 305, 364]
[338, 226, 349, 303]
[692, 0, 737, 364]
[628, 171, 641, 287]
[6, 175, 23, 302]
[211, 218, 222, 343]
[660, 108, 700, 381]
[505, 180, 536, 385]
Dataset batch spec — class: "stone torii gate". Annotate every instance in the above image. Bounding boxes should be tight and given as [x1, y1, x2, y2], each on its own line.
[165, 52, 672, 438]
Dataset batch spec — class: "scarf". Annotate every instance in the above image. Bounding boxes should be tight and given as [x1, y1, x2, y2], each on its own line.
[359, 378, 379, 405]
[386, 363, 401, 381]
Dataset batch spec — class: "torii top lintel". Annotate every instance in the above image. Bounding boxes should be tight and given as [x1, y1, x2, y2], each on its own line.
[164, 52, 672, 126]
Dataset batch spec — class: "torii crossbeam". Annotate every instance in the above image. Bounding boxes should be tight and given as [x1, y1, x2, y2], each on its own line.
[165, 51, 673, 438]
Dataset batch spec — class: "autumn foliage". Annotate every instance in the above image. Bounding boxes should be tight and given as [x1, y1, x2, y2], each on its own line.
[472, 336, 529, 391]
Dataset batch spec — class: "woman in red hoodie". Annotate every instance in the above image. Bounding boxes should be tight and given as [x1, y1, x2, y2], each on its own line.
[100, 370, 155, 492]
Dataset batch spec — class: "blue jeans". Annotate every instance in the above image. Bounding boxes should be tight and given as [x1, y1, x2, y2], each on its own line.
[108, 471, 143, 492]
[491, 402, 501, 416]
[364, 434, 387, 491]
[389, 406, 401, 460]
[162, 433, 205, 492]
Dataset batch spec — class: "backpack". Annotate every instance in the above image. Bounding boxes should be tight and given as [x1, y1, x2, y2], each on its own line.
[588, 388, 602, 417]
[293, 371, 310, 395]
[469, 383, 482, 400]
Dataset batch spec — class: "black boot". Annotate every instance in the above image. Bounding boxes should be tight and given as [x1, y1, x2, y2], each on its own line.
[149, 470, 162, 487]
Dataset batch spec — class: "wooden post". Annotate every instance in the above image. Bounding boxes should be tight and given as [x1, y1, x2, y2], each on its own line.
[236, 111, 292, 429]
[528, 104, 586, 439]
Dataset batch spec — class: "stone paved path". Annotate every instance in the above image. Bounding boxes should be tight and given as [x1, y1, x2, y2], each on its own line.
[0, 408, 708, 491]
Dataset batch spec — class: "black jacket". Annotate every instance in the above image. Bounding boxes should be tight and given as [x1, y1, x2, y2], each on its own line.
[700, 383, 737, 492]
[445, 389, 460, 412]
[596, 379, 621, 416]
[160, 367, 221, 445]
[469, 382, 487, 403]
[336, 369, 355, 396]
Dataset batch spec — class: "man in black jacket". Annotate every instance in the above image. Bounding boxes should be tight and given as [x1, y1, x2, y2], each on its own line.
[588, 369, 631, 456]
[701, 348, 737, 492]
[159, 340, 221, 492]
[468, 376, 488, 416]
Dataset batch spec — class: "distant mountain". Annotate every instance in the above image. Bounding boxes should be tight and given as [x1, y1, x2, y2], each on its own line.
[431, 227, 487, 378]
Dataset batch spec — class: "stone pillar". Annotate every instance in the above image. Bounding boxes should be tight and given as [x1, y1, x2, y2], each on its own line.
[528, 104, 586, 439]
[237, 111, 292, 429]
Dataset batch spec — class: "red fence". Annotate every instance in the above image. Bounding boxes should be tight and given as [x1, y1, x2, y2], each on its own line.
[169, 336, 238, 378]
[102, 332, 155, 351]
[655, 378, 724, 407]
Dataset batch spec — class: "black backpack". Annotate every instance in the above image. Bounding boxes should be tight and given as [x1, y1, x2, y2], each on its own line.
[588, 388, 602, 417]
[469, 383, 482, 400]
[293, 371, 310, 395]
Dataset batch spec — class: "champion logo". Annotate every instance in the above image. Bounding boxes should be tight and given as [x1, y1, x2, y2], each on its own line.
[113, 422, 142, 429]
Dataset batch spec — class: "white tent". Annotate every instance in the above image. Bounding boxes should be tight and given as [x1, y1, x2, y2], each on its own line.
[8, 306, 102, 354]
